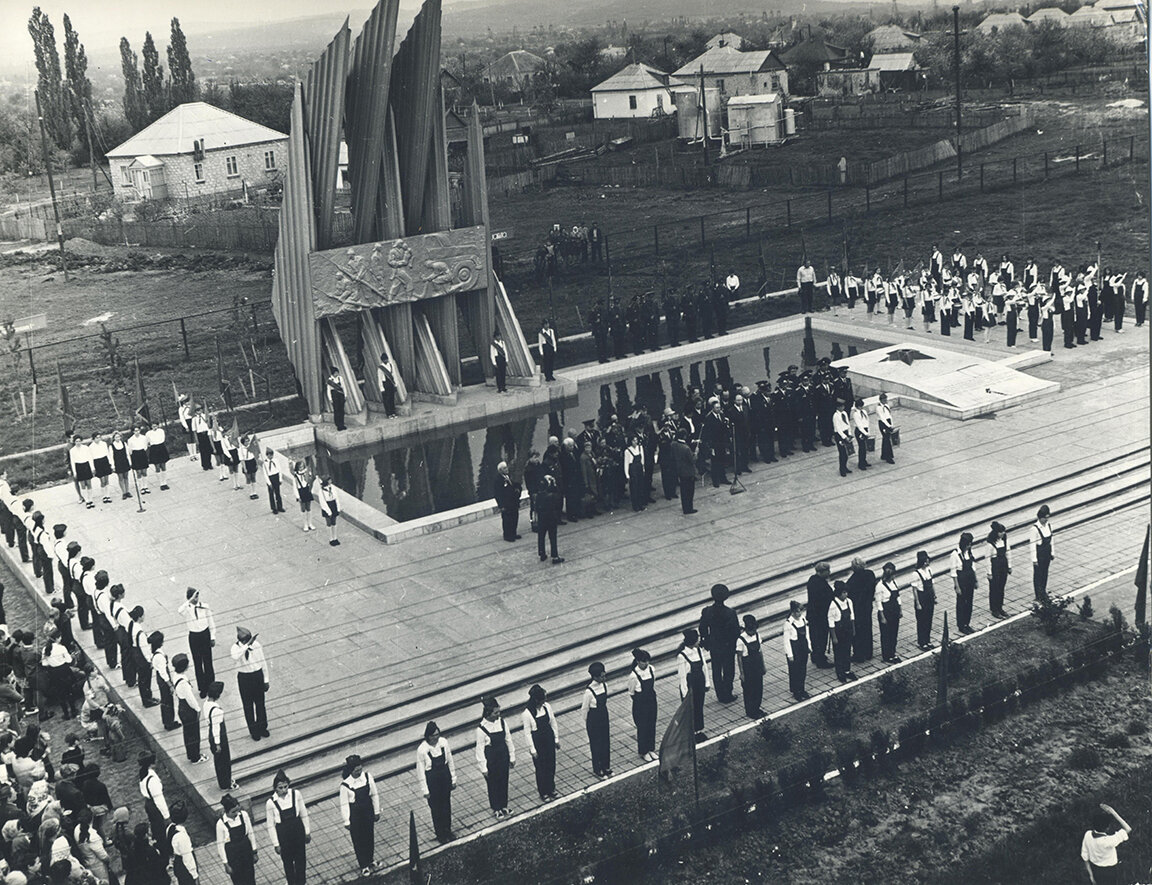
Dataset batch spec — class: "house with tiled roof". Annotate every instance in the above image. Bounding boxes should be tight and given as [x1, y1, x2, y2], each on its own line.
[105, 102, 288, 202]
[590, 63, 673, 118]
[672, 46, 789, 99]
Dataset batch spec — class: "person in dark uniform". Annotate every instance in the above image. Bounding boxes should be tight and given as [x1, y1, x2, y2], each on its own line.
[1030, 504, 1054, 601]
[846, 557, 877, 663]
[677, 629, 710, 741]
[985, 521, 1011, 618]
[494, 461, 521, 543]
[773, 380, 794, 457]
[806, 562, 834, 668]
[736, 614, 766, 719]
[627, 648, 657, 761]
[521, 687, 559, 802]
[535, 475, 564, 564]
[537, 321, 557, 382]
[204, 681, 238, 791]
[699, 583, 740, 703]
[377, 355, 398, 418]
[828, 581, 857, 683]
[750, 380, 777, 463]
[795, 374, 816, 452]
[416, 723, 456, 842]
[266, 769, 311, 882]
[475, 697, 514, 819]
[681, 289, 698, 342]
[782, 601, 810, 701]
[663, 290, 681, 346]
[326, 368, 346, 431]
[912, 551, 937, 650]
[560, 439, 583, 522]
[697, 282, 714, 339]
[950, 531, 978, 634]
[609, 299, 628, 359]
[701, 401, 730, 488]
[876, 562, 904, 664]
[216, 794, 258, 885]
[581, 663, 612, 778]
[490, 331, 509, 392]
[714, 279, 731, 335]
[589, 300, 609, 363]
[670, 431, 697, 515]
[339, 754, 380, 874]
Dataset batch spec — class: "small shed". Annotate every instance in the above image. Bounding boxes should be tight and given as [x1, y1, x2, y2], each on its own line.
[672, 85, 722, 139]
[725, 94, 783, 147]
[871, 51, 921, 91]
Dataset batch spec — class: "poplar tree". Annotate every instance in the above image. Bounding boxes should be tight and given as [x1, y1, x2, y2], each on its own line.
[62, 15, 92, 142]
[28, 7, 71, 148]
[120, 38, 148, 131]
[167, 17, 198, 105]
[141, 31, 167, 123]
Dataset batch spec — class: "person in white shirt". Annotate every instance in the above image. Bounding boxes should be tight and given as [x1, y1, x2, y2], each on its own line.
[828, 581, 857, 682]
[627, 648, 657, 761]
[127, 426, 151, 494]
[177, 393, 195, 460]
[138, 753, 170, 851]
[737, 614, 766, 720]
[1133, 271, 1147, 327]
[192, 407, 213, 471]
[826, 266, 842, 306]
[782, 600, 810, 701]
[263, 449, 285, 514]
[168, 800, 199, 883]
[849, 397, 871, 471]
[170, 654, 205, 764]
[677, 628, 710, 741]
[581, 663, 612, 779]
[950, 532, 978, 634]
[875, 562, 903, 664]
[110, 430, 132, 500]
[1108, 271, 1127, 333]
[88, 433, 113, 504]
[178, 587, 217, 697]
[293, 461, 315, 533]
[149, 631, 179, 731]
[239, 434, 259, 499]
[146, 422, 171, 490]
[267, 769, 310, 881]
[832, 402, 852, 478]
[876, 392, 896, 465]
[315, 475, 341, 547]
[41, 631, 75, 719]
[218, 794, 259, 884]
[231, 627, 270, 740]
[416, 722, 457, 842]
[340, 755, 379, 876]
[521, 686, 559, 802]
[537, 321, 557, 382]
[1030, 504, 1054, 601]
[475, 696, 515, 819]
[912, 551, 937, 650]
[490, 331, 508, 393]
[377, 353, 398, 418]
[1081, 803, 1132, 885]
[220, 429, 241, 490]
[203, 681, 238, 791]
[69, 436, 94, 507]
[796, 261, 816, 313]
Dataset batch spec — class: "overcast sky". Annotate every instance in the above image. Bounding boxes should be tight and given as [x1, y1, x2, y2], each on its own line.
[0, 0, 426, 75]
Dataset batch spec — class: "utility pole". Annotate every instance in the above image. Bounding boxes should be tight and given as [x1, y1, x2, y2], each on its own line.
[953, 5, 963, 180]
[34, 89, 68, 281]
[699, 65, 709, 165]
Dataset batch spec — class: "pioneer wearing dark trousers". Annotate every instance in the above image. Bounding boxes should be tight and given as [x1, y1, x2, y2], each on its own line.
[782, 601, 810, 701]
[231, 627, 271, 740]
[828, 583, 857, 683]
[951, 532, 978, 634]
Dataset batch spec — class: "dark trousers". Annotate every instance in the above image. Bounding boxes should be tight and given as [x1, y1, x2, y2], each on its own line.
[1033, 557, 1051, 600]
[956, 583, 975, 630]
[1114, 299, 1124, 330]
[632, 696, 656, 756]
[1041, 317, 1055, 351]
[279, 828, 307, 885]
[348, 808, 375, 869]
[757, 431, 776, 462]
[532, 734, 557, 798]
[102, 618, 118, 667]
[237, 671, 268, 737]
[39, 549, 54, 595]
[541, 349, 555, 381]
[916, 602, 935, 646]
[880, 428, 894, 463]
[188, 629, 215, 695]
[180, 708, 201, 761]
[741, 667, 763, 717]
[136, 654, 154, 705]
[331, 389, 346, 431]
[157, 679, 177, 729]
[709, 448, 728, 487]
[660, 465, 678, 500]
[810, 620, 830, 666]
[501, 506, 520, 541]
[587, 714, 611, 774]
[14, 522, 28, 562]
[212, 727, 233, 790]
[833, 635, 852, 680]
[800, 281, 814, 312]
[382, 382, 397, 416]
[679, 475, 695, 513]
[495, 358, 507, 392]
[1136, 298, 1147, 326]
[1006, 311, 1019, 347]
[855, 431, 869, 469]
[711, 649, 735, 701]
[989, 565, 1008, 614]
[879, 615, 899, 660]
[118, 630, 137, 686]
[1027, 306, 1039, 339]
[267, 476, 283, 513]
[537, 523, 558, 559]
[836, 438, 850, 476]
[787, 655, 807, 698]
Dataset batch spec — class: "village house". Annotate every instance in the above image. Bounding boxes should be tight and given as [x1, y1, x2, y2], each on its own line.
[590, 62, 673, 119]
[671, 45, 789, 100]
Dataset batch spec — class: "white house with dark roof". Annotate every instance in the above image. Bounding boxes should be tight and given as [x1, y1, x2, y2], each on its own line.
[105, 102, 288, 202]
[590, 63, 673, 118]
[672, 46, 789, 99]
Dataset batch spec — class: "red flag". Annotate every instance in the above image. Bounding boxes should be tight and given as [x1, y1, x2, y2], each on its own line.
[659, 686, 697, 795]
[228, 416, 240, 449]
[246, 433, 262, 460]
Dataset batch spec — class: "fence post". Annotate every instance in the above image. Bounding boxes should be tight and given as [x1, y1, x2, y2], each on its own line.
[826, 190, 832, 222]
[746, 206, 751, 240]
[938, 170, 944, 200]
[980, 164, 984, 192]
[179, 318, 190, 361]
[27, 349, 36, 386]
[786, 200, 791, 228]
[654, 225, 659, 257]
[903, 175, 909, 208]
[699, 216, 706, 246]
[1075, 145, 1080, 173]
[1012, 157, 1017, 185]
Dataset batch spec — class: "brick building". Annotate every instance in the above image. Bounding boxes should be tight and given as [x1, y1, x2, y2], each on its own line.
[105, 102, 288, 203]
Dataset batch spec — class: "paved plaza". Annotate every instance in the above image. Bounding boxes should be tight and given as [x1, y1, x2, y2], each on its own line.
[0, 300, 1147, 883]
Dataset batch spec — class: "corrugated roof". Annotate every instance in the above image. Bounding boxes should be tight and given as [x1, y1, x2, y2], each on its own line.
[673, 45, 785, 78]
[778, 36, 850, 65]
[975, 12, 1029, 31]
[1069, 5, 1115, 22]
[1027, 7, 1070, 22]
[106, 102, 287, 159]
[591, 62, 670, 93]
[871, 51, 918, 71]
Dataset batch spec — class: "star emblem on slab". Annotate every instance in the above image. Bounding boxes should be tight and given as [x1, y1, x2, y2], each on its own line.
[881, 348, 936, 366]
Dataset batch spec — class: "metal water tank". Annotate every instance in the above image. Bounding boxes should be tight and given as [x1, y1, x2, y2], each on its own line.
[784, 107, 796, 136]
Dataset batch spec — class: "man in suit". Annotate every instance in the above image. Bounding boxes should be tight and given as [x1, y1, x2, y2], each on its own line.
[806, 563, 835, 669]
[699, 583, 740, 703]
[846, 557, 878, 663]
[494, 461, 521, 542]
[671, 431, 697, 515]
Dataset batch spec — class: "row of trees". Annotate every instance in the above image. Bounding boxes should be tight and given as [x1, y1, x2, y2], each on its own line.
[27, 7, 91, 151]
[119, 18, 197, 132]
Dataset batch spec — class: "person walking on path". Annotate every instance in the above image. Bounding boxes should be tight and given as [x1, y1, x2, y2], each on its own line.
[782, 601, 810, 702]
[475, 697, 514, 820]
[677, 629, 710, 742]
[951, 532, 978, 634]
[416, 722, 456, 843]
[521, 686, 559, 802]
[231, 627, 270, 741]
[699, 583, 740, 703]
[217, 793, 258, 885]
[628, 648, 658, 762]
[1081, 803, 1132, 885]
[177, 587, 216, 697]
[581, 663, 612, 779]
[170, 655, 206, 764]
[339, 755, 380, 877]
[737, 614, 766, 719]
[876, 563, 904, 664]
[912, 551, 937, 650]
[1031, 504, 1055, 601]
[266, 769, 310, 884]
[828, 581, 857, 683]
[204, 681, 238, 791]
[985, 521, 1011, 618]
